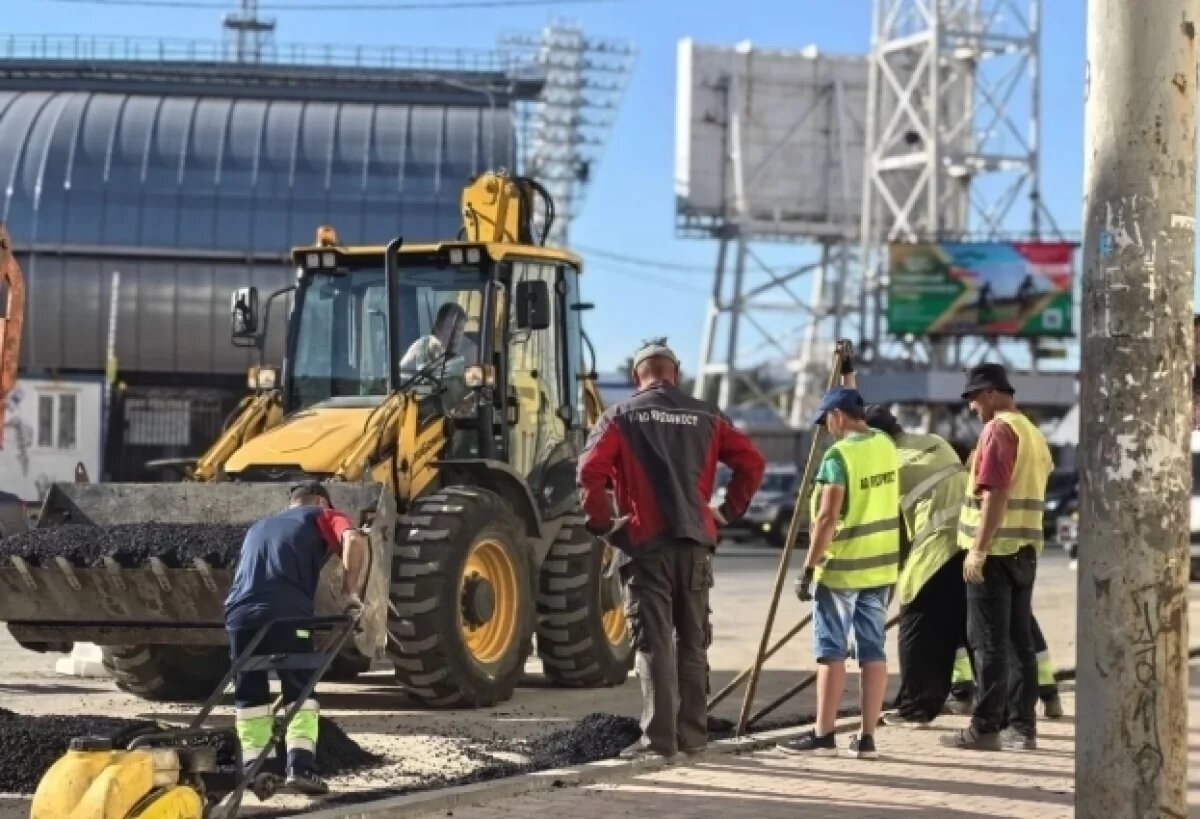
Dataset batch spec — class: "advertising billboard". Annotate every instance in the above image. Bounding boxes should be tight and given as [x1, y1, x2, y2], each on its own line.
[887, 242, 1075, 338]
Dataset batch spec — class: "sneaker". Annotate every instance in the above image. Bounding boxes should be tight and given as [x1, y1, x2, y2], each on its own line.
[848, 733, 877, 759]
[777, 729, 837, 757]
[943, 696, 972, 716]
[285, 769, 329, 796]
[939, 725, 1002, 751]
[1042, 695, 1064, 719]
[880, 711, 931, 729]
[1000, 727, 1037, 750]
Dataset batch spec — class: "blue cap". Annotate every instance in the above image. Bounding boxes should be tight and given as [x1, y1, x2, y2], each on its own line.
[809, 387, 864, 426]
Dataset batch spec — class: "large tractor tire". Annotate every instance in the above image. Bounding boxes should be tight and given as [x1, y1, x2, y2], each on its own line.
[102, 645, 230, 702]
[536, 520, 633, 687]
[389, 487, 534, 707]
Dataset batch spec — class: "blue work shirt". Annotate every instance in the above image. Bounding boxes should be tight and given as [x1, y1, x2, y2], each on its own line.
[224, 505, 349, 630]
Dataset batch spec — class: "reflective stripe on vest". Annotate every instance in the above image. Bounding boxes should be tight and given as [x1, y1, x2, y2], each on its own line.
[894, 432, 967, 605]
[813, 430, 901, 590]
[958, 411, 1052, 556]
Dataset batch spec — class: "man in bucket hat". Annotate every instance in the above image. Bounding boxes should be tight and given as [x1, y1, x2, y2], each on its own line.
[940, 363, 1052, 752]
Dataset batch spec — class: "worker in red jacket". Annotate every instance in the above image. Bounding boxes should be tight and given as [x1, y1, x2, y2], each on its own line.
[578, 338, 765, 760]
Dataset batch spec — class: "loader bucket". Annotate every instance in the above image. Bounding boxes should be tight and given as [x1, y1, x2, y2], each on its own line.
[0, 481, 390, 662]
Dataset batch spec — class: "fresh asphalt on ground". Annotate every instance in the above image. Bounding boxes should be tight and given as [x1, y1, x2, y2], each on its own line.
[0, 538, 1185, 817]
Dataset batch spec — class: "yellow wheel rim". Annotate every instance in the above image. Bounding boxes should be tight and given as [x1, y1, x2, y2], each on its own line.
[600, 543, 628, 646]
[461, 538, 519, 666]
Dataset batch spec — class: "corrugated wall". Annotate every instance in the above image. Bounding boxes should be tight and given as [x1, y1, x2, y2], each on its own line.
[0, 88, 514, 374]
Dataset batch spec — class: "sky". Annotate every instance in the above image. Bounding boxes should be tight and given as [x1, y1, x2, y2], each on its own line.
[9, 0, 1091, 374]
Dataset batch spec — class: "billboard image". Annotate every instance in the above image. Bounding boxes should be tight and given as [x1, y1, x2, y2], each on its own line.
[886, 242, 1075, 337]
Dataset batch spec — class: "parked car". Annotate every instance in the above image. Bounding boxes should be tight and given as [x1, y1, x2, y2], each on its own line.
[1043, 470, 1078, 542]
[713, 463, 807, 547]
[0, 490, 29, 538]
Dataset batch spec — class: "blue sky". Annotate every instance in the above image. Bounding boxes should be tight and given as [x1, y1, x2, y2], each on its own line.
[11, 0, 1090, 373]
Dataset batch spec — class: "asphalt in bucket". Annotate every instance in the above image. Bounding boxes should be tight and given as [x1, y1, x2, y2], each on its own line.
[0, 523, 249, 569]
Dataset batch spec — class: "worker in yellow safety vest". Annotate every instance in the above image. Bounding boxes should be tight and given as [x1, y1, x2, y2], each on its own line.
[778, 362, 900, 760]
[863, 405, 969, 728]
[940, 363, 1052, 753]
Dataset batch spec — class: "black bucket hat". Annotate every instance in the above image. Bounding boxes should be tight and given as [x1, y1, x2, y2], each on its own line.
[961, 362, 1015, 400]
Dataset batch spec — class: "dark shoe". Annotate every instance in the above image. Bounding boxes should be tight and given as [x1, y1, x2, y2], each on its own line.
[849, 733, 877, 759]
[880, 711, 931, 729]
[285, 769, 329, 796]
[777, 729, 837, 757]
[1042, 695, 1064, 719]
[943, 696, 972, 716]
[680, 745, 706, 757]
[1000, 727, 1037, 750]
[939, 725, 1002, 751]
[618, 740, 675, 761]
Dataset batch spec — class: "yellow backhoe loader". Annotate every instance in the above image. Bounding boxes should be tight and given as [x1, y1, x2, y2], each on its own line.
[0, 171, 631, 709]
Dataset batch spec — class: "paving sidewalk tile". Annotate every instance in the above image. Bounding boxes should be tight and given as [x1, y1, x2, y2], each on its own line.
[414, 689, 1199, 819]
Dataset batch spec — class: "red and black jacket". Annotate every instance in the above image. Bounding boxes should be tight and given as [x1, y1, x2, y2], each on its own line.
[577, 383, 766, 553]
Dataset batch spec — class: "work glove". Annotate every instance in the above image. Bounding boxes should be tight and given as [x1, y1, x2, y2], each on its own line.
[795, 567, 816, 602]
[710, 504, 728, 526]
[344, 593, 365, 616]
[963, 550, 987, 585]
[587, 514, 631, 543]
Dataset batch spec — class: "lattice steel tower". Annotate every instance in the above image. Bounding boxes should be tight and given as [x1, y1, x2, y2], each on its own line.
[502, 24, 635, 246]
[859, 0, 1056, 365]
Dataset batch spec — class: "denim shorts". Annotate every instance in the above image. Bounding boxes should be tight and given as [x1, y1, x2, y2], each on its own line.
[812, 584, 889, 664]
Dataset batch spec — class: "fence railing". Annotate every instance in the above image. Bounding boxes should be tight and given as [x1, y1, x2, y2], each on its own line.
[1, 33, 525, 74]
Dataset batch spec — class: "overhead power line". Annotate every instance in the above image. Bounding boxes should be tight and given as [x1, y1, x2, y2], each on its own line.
[572, 244, 711, 274]
[48, 0, 614, 9]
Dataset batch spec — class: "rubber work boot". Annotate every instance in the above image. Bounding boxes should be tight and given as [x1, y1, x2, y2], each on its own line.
[939, 725, 1002, 751]
[285, 769, 330, 796]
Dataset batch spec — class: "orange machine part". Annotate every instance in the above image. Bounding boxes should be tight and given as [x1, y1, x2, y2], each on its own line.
[0, 225, 25, 448]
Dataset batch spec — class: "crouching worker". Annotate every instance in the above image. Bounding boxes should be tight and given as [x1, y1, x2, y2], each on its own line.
[224, 482, 368, 794]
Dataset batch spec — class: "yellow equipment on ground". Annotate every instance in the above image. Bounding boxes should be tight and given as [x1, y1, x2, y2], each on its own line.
[0, 170, 631, 709]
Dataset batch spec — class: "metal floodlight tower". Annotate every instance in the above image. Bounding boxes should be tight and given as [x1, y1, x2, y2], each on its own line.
[859, 0, 1056, 364]
[502, 24, 635, 246]
[222, 0, 276, 64]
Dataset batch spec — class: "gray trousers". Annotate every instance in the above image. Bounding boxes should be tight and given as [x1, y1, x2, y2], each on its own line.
[619, 541, 713, 754]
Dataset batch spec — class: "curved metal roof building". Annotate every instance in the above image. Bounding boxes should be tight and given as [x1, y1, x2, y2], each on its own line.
[0, 46, 520, 376]
[0, 89, 510, 253]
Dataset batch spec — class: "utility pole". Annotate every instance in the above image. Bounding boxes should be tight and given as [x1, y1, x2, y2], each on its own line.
[1078, 4, 1196, 818]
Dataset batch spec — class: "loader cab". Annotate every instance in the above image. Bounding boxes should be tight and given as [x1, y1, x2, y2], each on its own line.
[278, 240, 588, 488]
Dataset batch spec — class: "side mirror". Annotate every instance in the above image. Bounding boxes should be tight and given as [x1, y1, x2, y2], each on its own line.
[231, 287, 259, 339]
[515, 279, 551, 331]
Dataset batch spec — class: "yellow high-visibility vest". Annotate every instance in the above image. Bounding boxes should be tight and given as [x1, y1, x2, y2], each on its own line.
[958, 410, 1052, 556]
[812, 430, 901, 590]
[894, 432, 967, 605]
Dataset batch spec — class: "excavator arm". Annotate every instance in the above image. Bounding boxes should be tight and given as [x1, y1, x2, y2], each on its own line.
[0, 225, 25, 448]
[190, 390, 284, 481]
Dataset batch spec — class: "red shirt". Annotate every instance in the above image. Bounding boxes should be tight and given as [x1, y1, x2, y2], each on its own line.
[316, 509, 353, 555]
[974, 419, 1018, 492]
